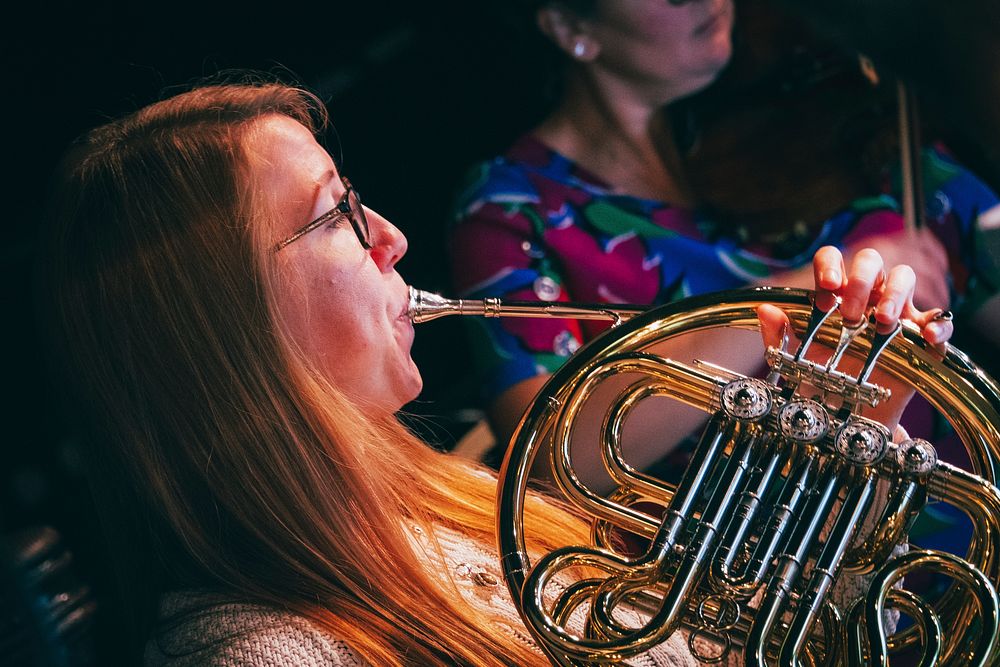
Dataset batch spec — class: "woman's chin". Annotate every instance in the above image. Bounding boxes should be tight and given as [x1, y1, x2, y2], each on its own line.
[392, 359, 424, 412]
[404, 361, 424, 404]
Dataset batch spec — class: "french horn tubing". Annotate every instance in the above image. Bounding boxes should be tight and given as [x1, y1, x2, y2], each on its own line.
[408, 286, 1000, 666]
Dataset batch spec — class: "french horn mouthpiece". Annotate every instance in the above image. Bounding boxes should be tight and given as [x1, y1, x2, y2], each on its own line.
[407, 287, 495, 323]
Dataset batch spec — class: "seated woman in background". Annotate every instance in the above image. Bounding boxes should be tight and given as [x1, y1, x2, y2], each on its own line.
[448, 0, 1000, 464]
[40, 78, 951, 666]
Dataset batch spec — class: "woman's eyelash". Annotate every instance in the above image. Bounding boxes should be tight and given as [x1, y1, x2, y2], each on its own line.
[325, 213, 347, 229]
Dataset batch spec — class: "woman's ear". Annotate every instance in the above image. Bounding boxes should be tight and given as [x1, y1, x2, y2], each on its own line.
[536, 5, 601, 62]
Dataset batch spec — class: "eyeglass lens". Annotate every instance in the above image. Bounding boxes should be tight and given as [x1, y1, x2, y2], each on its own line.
[347, 188, 371, 248]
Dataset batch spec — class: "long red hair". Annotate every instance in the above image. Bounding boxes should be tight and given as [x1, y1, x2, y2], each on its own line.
[43, 80, 584, 665]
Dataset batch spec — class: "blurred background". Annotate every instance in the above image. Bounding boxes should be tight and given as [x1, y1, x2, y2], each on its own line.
[4, 1, 1000, 665]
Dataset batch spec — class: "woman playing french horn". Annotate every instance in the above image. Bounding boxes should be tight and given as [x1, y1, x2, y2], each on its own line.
[41, 78, 953, 666]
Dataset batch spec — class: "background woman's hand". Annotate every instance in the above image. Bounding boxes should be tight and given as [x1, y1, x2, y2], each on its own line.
[757, 246, 954, 429]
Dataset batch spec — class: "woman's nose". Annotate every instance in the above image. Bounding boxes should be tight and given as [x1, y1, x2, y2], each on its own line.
[367, 207, 408, 271]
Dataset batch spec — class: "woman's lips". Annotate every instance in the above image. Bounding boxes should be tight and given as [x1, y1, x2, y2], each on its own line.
[695, 8, 728, 37]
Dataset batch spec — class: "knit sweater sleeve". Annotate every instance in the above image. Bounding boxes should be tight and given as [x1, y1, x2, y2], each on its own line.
[145, 598, 367, 667]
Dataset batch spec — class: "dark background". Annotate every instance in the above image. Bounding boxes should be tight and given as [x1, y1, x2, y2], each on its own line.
[3, 3, 547, 663]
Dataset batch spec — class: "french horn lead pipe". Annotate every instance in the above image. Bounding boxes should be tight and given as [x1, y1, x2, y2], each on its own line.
[407, 287, 646, 324]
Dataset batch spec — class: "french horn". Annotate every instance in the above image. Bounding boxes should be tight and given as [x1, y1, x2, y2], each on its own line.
[409, 286, 1000, 666]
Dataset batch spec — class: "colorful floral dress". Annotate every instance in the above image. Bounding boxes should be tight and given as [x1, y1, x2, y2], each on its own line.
[449, 134, 999, 404]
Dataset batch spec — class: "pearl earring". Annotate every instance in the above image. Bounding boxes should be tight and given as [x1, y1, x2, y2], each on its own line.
[573, 41, 586, 58]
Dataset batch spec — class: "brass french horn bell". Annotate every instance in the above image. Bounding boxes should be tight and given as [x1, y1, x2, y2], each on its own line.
[409, 286, 1000, 666]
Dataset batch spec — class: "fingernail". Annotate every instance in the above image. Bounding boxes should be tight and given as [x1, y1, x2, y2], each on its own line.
[840, 298, 859, 323]
[877, 300, 900, 321]
[926, 321, 947, 342]
[821, 269, 841, 286]
[932, 309, 953, 322]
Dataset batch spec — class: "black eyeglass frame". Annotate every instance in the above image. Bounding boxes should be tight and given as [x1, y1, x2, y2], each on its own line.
[272, 176, 371, 252]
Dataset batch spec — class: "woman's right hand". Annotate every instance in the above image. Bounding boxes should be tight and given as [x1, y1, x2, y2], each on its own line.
[758, 245, 954, 430]
[843, 226, 951, 311]
[766, 226, 951, 311]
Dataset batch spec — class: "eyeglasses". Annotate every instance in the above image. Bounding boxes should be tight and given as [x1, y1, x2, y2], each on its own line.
[272, 176, 371, 252]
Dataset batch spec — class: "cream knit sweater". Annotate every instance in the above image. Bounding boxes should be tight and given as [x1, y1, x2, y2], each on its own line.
[144, 525, 696, 666]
